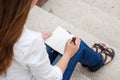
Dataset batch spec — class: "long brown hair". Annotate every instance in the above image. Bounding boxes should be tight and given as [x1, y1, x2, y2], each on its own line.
[0, 0, 33, 75]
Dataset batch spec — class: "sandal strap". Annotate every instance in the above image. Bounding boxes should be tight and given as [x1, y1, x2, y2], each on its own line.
[92, 43, 104, 53]
[101, 50, 110, 65]
[101, 48, 115, 65]
[93, 43, 115, 65]
[105, 48, 115, 59]
[92, 46, 99, 53]
[93, 43, 105, 51]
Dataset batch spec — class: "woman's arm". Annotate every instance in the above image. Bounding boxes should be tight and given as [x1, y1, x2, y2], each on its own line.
[56, 37, 80, 73]
[42, 33, 80, 73]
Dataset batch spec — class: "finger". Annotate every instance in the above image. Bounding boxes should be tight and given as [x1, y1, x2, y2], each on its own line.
[46, 32, 52, 36]
[67, 39, 72, 44]
[75, 37, 79, 44]
[75, 37, 80, 45]
[43, 32, 52, 35]
[47, 33, 52, 37]
[43, 32, 53, 39]
[68, 39, 75, 45]
[48, 32, 53, 35]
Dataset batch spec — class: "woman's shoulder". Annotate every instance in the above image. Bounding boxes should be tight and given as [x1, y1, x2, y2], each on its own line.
[13, 27, 44, 64]
[20, 27, 42, 41]
[15, 27, 43, 47]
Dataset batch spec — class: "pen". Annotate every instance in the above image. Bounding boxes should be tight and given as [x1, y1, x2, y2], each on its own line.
[72, 37, 76, 45]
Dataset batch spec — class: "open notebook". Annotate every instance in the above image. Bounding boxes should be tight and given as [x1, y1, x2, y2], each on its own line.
[45, 27, 74, 54]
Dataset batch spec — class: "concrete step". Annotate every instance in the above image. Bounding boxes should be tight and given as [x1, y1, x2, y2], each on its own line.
[80, 0, 120, 20]
[26, 6, 120, 80]
[42, 0, 120, 51]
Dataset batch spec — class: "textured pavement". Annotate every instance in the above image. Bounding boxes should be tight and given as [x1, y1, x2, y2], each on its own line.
[42, 0, 120, 51]
[26, 4, 120, 80]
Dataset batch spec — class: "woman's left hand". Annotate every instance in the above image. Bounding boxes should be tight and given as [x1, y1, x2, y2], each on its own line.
[42, 32, 52, 40]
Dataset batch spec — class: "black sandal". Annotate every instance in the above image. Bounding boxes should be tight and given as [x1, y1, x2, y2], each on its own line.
[92, 43, 115, 65]
[101, 47, 115, 65]
[81, 43, 115, 72]
[92, 43, 106, 53]
[81, 43, 105, 67]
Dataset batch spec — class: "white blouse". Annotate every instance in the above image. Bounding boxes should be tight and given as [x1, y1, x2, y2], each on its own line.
[0, 27, 62, 80]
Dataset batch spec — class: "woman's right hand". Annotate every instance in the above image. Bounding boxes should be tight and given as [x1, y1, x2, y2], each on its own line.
[64, 37, 80, 58]
[56, 37, 80, 73]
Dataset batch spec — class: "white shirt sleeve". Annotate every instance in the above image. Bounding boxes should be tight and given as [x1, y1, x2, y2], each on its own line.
[22, 33, 63, 80]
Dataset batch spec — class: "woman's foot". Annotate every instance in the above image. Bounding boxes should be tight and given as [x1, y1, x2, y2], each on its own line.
[81, 43, 115, 72]
[92, 43, 115, 65]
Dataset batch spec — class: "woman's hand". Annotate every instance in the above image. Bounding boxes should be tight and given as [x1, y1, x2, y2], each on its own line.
[42, 32, 52, 40]
[64, 37, 80, 58]
[56, 37, 80, 73]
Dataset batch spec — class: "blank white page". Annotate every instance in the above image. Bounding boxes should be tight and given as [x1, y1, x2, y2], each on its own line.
[45, 27, 74, 54]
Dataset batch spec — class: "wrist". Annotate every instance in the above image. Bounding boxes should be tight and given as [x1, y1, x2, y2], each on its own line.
[63, 53, 72, 59]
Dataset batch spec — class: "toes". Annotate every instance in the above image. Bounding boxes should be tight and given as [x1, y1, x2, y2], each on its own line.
[101, 53, 112, 64]
[92, 47, 102, 53]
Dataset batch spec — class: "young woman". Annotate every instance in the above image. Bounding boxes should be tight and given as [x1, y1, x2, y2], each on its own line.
[0, 0, 115, 80]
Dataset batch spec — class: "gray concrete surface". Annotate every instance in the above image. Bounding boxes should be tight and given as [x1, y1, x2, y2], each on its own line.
[41, 0, 120, 20]
[41, 0, 120, 51]
[26, 6, 120, 80]
[80, 0, 120, 20]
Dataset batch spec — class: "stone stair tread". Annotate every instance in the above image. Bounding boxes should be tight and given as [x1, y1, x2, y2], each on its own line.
[26, 6, 120, 80]
[42, 0, 120, 51]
